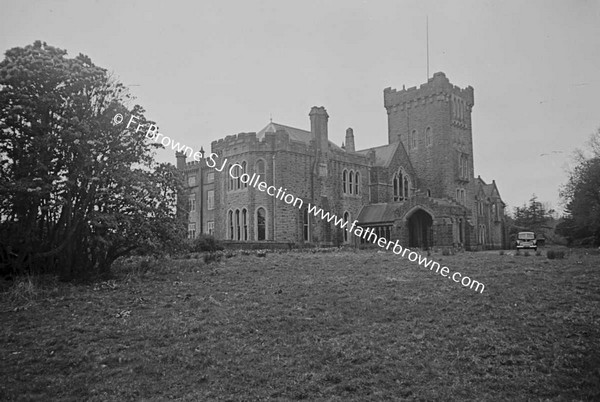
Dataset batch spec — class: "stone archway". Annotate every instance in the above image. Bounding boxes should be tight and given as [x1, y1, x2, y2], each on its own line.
[407, 208, 434, 249]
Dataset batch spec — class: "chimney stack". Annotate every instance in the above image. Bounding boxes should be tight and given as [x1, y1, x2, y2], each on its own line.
[309, 106, 329, 153]
[345, 128, 355, 152]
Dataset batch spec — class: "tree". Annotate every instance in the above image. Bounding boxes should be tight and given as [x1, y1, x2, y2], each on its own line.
[0, 41, 186, 280]
[559, 129, 600, 246]
[512, 194, 554, 232]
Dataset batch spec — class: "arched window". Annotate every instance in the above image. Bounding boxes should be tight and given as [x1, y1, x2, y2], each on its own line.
[393, 171, 404, 202]
[411, 129, 417, 150]
[228, 210, 234, 240]
[343, 212, 350, 243]
[235, 209, 240, 240]
[257, 207, 266, 241]
[241, 161, 247, 188]
[302, 208, 310, 242]
[242, 209, 248, 241]
[255, 159, 265, 182]
[349, 171, 354, 195]
[342, 169, 348, 194]
[403, 176, 409, 199]
[426, 189, 431, 197]
[425, 127, 432, 147]
[355, 172, 360, 195]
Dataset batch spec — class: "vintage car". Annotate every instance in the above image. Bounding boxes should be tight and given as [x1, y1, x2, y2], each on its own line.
[516, 231, 537, 251]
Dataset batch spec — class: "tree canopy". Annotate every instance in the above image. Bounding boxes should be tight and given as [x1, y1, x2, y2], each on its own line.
[0, 41, 185, 280]
[558, 128, 600, 246]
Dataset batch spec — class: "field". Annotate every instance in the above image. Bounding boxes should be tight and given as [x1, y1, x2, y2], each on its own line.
[1, 249, 599, 401]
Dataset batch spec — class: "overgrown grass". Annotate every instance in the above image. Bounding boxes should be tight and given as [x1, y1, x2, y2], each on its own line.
[1, 250, 599, 400]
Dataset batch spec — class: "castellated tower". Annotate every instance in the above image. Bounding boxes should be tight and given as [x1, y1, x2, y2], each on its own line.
[384, 72, 475, 206]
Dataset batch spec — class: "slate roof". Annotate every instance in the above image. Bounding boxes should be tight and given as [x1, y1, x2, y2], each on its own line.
[256, 122, 343, 151]
[357, 203, 396, 223]
[355, 143, 399, 167]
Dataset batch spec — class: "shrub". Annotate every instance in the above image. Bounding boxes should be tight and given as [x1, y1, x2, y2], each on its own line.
[191, 235, 224, 253]
[547, 249, 565, 260]
[515, 249, 521, 256]
[498, 250, 505, 255]
[203, 252, 222, 264]
[442, 248, 451, 256]
[535, 250, 542, 256]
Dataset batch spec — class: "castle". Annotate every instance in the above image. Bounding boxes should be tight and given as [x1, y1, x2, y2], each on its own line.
[176, 72, 506, 249]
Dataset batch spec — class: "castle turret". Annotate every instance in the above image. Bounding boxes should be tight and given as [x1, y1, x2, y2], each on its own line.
[176, 151, 186, 170]
[345, 127, 355, 152]
[309, 106, 329, 154]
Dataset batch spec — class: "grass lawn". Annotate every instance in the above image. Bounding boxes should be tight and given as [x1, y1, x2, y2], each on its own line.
[1, 249, 599, 401]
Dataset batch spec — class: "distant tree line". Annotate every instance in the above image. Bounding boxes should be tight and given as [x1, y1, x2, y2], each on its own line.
[0, 41, 186, 280]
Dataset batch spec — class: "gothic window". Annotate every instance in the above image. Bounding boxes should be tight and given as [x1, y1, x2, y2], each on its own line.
[257, 207, 266, 240]
[302, 208, 310, 242]
[427, 189, 431, 197]
[411, 129, 418, 149]
[403, 176, 410, 199]
[241, 161, 247, 188]
[355, 172, 360, 195]
[228, 164, 235, 191]
[235, 209, 240, 240]
[393, 171, 404, 202]
[242, 208, 248, 241]
[349, 171, 354, 194]
[228, 210, 234, 240]
[342, 169, 348, 194]
[425, 127, 432, 147]
[343, 212, 350, 243]
[207, 221, 214, 236]
[255, 159, 265, 182]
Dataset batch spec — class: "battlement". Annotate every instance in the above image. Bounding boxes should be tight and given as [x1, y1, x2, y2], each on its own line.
[211, 129, 313, 157]
[384, 72, 474, 109]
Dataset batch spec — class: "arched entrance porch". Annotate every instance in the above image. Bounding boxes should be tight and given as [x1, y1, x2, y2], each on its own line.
[406, 207, 434, 249]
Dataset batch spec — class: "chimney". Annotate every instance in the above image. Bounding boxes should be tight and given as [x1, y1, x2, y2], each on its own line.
[175, 151, 186, 170]
[309, 106, 329, 153]
[345, 128, 355, 152]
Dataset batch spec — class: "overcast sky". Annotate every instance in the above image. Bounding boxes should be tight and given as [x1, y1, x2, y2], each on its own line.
[2, 0, 599, 213]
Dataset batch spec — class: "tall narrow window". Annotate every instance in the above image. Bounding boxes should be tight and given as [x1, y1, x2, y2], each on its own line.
[343, 212, 350, 243]
[255, 159, 265, 182]
[393, 172, 404, 202]
[188, 222, 196, 239]
[425, 127, 432, 147]
[303, 208, 310, 242]
[349, 171, 354, 195]
[235, 209, 240, 240]
[188, 193, 196, 212]
[355, 172, 360, 195]
[242, 208, 248, 241]
[228, 164, 235, 191]
[228, 210, 233, 240]
[207, 221, 214, 236]
[257, 208, 266, 240]
[404, 177, 409, 199]
[207, 190, 214, 210]
[342, 169, 348, 194]
[411, 129, 417, 149]
[241, 161, 247, 188]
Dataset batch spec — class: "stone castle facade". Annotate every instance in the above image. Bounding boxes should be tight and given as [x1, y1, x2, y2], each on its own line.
[177, 72, 507, 249]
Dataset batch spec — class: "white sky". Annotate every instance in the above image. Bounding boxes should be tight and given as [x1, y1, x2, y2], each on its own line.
[2, 0, 599, 214]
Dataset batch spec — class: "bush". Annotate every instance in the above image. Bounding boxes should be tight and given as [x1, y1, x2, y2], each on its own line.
[535, 250, 542, 256]
[203, 252, 222, 264]
[547, 249, 566, 260]
[442, 248, 451, 256]
[515, 249, 521, 256]
[191, 235, 224, 253]
[498, 250, 505, 255]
